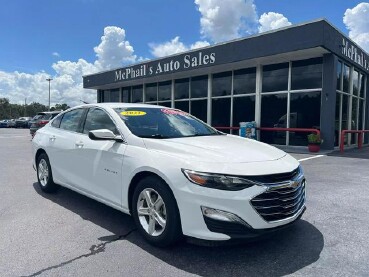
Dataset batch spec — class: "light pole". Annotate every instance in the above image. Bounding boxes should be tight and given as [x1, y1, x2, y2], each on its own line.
[46, 78, 53, 111]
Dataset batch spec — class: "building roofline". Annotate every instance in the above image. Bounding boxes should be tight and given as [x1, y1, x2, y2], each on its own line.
[83, 18, 343, 78]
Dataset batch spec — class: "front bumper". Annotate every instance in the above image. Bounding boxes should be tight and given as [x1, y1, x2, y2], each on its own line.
[203, 206, 305, 239]
[174, 168, 306, 241]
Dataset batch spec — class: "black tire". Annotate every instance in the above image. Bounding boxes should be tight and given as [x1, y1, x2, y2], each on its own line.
[132, 176, 182, 247]
[36, 153, 58, 193]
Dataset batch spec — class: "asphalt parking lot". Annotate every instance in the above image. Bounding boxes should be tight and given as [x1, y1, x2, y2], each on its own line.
[1, 128, 369, 277]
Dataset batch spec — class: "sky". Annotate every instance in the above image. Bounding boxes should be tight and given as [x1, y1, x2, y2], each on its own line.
[0, 0, 368, 106]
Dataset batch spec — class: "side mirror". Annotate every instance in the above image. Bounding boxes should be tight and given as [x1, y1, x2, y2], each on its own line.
[89, 129, 123, 142]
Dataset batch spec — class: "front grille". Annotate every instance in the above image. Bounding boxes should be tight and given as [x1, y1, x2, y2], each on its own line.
[236, 167, 301, 184]
[251, 179, 306, 222]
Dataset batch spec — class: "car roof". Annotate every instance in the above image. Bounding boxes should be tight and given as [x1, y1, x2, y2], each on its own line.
[38, 111, 62, 115]
[72, 103, 170, 109]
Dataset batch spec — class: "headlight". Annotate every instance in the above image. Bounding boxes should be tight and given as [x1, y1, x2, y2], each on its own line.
[181, 169, 256, 191]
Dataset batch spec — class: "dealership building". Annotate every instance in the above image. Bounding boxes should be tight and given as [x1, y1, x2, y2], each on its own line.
[83, 19, 369, 150]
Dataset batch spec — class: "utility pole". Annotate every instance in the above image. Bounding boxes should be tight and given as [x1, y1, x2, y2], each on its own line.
[46, 78, 53, 111]
[24, 97, 27, 116]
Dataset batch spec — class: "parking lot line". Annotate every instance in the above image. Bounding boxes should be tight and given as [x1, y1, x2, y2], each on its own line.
[298, 155, 325, 162]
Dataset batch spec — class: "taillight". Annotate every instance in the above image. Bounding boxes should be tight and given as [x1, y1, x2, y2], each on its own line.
[38, 120, 49, 126]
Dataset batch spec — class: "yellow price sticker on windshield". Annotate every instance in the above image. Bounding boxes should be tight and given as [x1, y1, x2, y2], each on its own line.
[120, 111, 146, 116]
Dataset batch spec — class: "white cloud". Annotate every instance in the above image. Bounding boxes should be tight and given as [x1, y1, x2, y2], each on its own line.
[0, 26, 137, 107]
[195, 0, 258, 43]
[149, 36, 210, 58]
[258, 12, 292, 33]
[0, 3, 296, 108]
[52, 52, 60, 57]
[0, 62, 97, 107]
[343, 2, 369, 52]
[94, 26, 136, 70]
[190, 40, 211, 49]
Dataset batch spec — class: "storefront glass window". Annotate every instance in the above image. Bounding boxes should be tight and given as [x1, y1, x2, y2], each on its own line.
[131, 85, 143, 103]
[212, 71, 232, 97]
[360, 74, 366, 98]
[191, 75, 208, 98]
[352, 97, 358, 144]
[103, 90, 110, 102]
[353, 70, 359, 96]
[343, 64, 350, 93]
[342, 94, 349, 144]
[260, 94, 287, 144]
[174, 101, 189, 113]
[359, 100, 364, 130]
[97, 90, 102, 103]
[212, 98, 231, 128]
[262, 63, 289, 92]
[233, 96, 255, 134]
[191, 99, 207, 122]
[291, 58, 322, 90]
[158, 81, 171, 101]
[233, 68, 256, 95]
[337, 61, 342, 91]
[159, 101, 172, 108]
[110, 89, 120, 102]
[174, 78, 189, 99]
[122, 87, 130, 103]
[289, 91, 321, 146]
[145, 83, 157, 102]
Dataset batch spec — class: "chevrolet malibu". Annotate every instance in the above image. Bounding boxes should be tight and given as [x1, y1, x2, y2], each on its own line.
[32, 103, 306, 247]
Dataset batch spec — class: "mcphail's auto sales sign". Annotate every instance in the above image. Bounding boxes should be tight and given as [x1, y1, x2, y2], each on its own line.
[341, 38, 369, 71]
[114, 51, 216, 82]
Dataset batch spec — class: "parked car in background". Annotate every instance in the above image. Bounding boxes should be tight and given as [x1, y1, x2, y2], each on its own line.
[0, 119, 11, 128]
[30, 111, 61, 136]
[8, 119, 16, 128]
[15, 117, 32, 128]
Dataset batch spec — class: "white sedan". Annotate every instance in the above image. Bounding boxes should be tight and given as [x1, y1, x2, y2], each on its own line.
[32, 103, 306, 247]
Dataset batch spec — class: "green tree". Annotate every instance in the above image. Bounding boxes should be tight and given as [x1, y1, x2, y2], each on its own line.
[50, 103, 70, 111]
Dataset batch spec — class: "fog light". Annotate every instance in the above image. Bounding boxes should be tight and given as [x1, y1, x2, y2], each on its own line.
[201, 206, 250, 227]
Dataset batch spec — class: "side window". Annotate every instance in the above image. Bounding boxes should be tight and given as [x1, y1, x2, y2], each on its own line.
[51, 114, 63, 128]
[83, 108, 118, 135]
[59, 109, 85, 132]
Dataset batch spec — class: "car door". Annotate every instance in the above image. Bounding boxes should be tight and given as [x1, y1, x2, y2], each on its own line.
[74, 107, 126, 207]
[47, 108, 87, 187]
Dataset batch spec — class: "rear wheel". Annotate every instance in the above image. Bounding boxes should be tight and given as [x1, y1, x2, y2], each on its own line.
[36, 153, 58, 193]
[132, 176, 182, 247]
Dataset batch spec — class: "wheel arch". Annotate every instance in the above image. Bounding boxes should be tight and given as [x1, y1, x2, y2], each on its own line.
[127, 170, 178, 215]
[35, 148, 47, 164]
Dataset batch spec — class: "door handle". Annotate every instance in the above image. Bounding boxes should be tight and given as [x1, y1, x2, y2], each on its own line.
[49, 135, 56, 141]
[75, 141, 84, 148]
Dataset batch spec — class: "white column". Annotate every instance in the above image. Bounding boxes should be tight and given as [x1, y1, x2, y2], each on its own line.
[171, 79, 175, 108]
[207, 74, 212, 125]
[255, 65, 262, 140]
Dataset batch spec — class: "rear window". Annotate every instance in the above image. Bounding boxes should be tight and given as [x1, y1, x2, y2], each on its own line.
[39, 114, 52, 120]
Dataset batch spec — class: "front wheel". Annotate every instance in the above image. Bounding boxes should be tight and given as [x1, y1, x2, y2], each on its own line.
[132, 176, 182, 247]
[36, 153, 58, 193]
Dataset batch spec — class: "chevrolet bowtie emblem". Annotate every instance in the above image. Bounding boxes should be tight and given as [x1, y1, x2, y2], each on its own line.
[290, 181, 300, 188]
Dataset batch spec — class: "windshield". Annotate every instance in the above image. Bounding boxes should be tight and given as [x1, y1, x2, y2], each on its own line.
[114, 107, 222, 139]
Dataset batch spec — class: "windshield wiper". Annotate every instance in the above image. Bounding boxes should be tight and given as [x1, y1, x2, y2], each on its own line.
[140, 134, 170, 139]
[185, 132, 223, 137]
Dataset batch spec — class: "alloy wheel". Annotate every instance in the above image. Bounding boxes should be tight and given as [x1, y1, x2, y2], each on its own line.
[38, 159, 49, 187]
[136, 188, 167, 237]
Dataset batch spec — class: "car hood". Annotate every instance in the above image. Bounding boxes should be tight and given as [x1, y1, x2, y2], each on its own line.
[143, 135, 286, 163]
